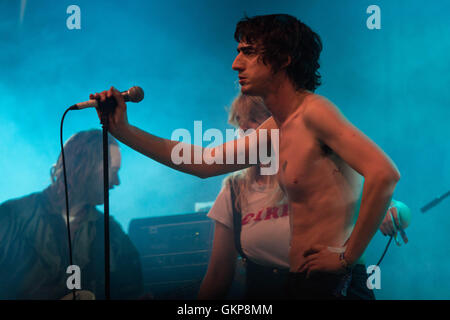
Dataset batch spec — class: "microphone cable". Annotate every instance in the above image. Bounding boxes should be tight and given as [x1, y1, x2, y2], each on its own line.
[60, 106, 77, 300]
[376, 235, 393, 267]
[375, 210, 408, 269]
[337, 226, 399, 297]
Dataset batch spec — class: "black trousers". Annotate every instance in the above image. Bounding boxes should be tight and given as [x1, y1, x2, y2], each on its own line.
[245, 260, 290, 300]
[245, 262, 375, 300]
[287, 264, 376, 300]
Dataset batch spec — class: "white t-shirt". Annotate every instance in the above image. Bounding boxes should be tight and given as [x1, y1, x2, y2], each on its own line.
[208, 181, 290, 269]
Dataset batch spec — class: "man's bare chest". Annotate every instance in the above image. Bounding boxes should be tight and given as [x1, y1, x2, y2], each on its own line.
[277, 121, 329, 192]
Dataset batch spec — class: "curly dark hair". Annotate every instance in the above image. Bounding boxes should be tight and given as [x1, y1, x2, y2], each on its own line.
[234, 14, 323, 92]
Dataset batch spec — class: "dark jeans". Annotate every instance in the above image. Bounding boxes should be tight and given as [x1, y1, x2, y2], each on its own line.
[287, 264, 376, 300]
[245, 260, 290, 300]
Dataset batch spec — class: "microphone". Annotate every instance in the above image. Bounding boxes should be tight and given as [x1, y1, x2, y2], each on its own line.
[70, 86, 144, 110]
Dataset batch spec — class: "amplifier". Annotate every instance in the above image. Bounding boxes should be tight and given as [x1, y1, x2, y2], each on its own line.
[128, 212, 214, 299]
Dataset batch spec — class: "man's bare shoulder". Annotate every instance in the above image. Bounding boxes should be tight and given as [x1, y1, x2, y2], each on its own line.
[257, 116, 278, 130]
[304, 93, 340, 114]
[302, 93, 344, 129]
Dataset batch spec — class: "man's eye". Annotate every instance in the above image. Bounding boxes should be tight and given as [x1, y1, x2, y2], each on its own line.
[240, 48, 256, 55]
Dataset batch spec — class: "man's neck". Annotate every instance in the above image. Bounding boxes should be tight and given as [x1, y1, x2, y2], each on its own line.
[62, 202, 88, 221]
[45, 187, 90, 223]
[262, 77, 310, 126]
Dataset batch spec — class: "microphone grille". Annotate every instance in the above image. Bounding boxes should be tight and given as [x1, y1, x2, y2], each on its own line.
[128, 86, 144, 102]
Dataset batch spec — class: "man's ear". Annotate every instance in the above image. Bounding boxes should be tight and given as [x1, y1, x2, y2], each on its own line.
[281, 56, 292, 69]
[271, 56, 291, 75]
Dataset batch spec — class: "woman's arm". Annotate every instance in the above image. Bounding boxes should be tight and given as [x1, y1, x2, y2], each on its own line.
[198, 221, 238, 299]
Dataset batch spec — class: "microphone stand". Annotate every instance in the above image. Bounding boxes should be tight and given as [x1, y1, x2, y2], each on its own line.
[421, 190, 450, 213]
[98, 97, 116, 300]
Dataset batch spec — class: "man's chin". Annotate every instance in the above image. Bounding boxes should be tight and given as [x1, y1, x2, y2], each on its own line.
[90, 198, 104, 207]
[240, 85, 259, 96]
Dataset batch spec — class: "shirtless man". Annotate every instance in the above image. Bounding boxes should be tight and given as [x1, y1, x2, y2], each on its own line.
[92, 14, 400, 299]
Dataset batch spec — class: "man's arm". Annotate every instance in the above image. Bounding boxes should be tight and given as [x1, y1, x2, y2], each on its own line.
[302, 97, 400, 272]
[92, 88, 276, 178]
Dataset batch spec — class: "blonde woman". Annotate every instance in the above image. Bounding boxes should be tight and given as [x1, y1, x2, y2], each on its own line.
[198, 94, 289, 300]
[198, 94, 411, 300]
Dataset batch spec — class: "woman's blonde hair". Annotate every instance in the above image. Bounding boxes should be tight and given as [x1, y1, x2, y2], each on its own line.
[224, 94, 285, 212]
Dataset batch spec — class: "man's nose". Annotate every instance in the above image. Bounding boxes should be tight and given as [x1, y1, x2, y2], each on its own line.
[232, 53, 244, 71]
[110, 173, 120, 188]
